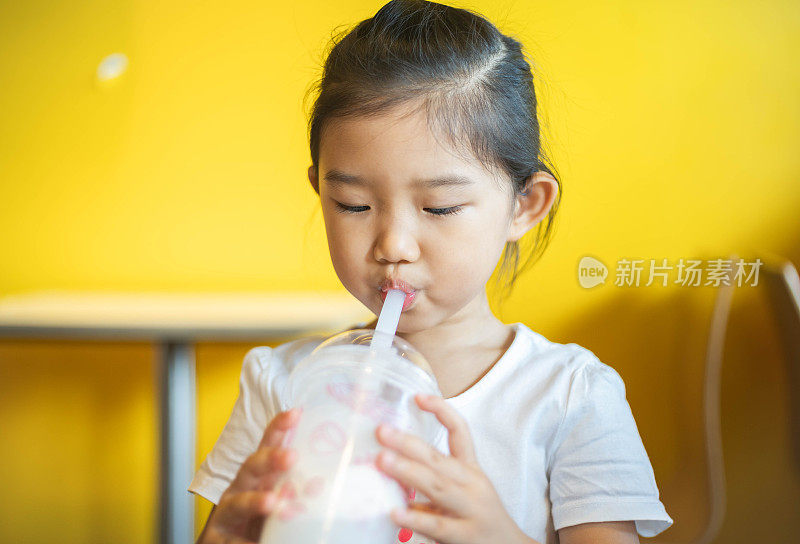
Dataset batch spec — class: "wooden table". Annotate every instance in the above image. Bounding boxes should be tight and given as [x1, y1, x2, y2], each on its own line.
[0, 290, 371, 544]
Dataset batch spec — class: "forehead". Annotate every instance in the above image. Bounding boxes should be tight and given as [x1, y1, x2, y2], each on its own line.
[318, 107, 506, 193]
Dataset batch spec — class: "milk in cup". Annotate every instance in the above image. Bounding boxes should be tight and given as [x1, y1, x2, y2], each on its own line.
[259, 328, 444, 544]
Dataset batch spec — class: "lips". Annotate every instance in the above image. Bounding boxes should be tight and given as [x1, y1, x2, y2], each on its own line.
[379, 278, 417, 311]
[380, 278, 417, 294]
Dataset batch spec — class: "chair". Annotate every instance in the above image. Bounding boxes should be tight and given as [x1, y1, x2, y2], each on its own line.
[663, 254, 800, 544]
[761, 256, 800, 472]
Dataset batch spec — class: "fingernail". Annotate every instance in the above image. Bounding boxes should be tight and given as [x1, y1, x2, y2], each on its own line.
[274, 448, 294, 468]
[378, 424, 397, 439]
[381, 450, 396, 466]
[392, 507, 409, 522]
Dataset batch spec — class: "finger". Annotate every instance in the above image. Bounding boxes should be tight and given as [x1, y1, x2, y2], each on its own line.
[390, 502, 464, 544]
[228, 446, 297, 493]
[377, 449, 469, 514]
[376, 424, 469, 486]
[415, 394, 477, 464]
[389, 477, 416, 504]
[214, 490, 278, 530]
[257, 408, 302, 450]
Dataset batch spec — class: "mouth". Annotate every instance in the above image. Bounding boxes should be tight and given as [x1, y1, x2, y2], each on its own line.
[379, 278, 418, 311]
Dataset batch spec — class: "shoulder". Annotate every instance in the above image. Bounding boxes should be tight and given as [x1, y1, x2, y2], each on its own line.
[242, 321, 369, 373]
[242, 334, 326, 369]
[241, 333, 328, 379]
[513, 322, 625, 395]
[238, 323, 369, 412]
[232, 334, 328, 417]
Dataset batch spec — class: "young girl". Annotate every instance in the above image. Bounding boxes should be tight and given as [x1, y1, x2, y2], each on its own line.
[189, 1, 673, 543]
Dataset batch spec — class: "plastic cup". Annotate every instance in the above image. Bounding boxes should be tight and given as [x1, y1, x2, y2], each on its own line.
[259, 329, 443, 544]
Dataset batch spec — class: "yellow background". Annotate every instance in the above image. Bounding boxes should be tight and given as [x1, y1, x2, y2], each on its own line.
[1, 0, 799, 542]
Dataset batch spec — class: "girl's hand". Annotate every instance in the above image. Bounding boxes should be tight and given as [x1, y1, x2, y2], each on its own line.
[375, 394, 532, 544]
[197, 408, 301, 544]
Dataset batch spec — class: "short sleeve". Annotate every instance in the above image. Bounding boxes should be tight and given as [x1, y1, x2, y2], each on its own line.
[188, 347, 275, 504]
[548, 361, 673, 537]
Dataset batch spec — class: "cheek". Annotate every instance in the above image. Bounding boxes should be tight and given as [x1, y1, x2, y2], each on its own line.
[323, 215, 368, 285]
[427, 222, 503, 295]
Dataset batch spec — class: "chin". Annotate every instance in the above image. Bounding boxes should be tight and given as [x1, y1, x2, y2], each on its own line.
[394, 317, 415, 335]
[394, 310, 438, 336]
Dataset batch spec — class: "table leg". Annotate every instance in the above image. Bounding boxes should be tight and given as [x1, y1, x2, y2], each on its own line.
[159, 341, 196, 544]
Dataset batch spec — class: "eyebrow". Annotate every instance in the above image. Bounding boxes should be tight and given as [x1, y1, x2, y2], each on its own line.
[322, 169, 476, 189]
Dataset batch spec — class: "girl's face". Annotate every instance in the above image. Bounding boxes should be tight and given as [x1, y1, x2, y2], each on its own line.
[308, 105, 524, 333]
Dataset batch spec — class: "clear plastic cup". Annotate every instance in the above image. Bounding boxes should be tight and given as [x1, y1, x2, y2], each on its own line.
[259, 329, 444, 544]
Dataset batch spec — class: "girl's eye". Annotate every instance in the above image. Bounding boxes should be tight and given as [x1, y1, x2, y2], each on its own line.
[425, 206, 463, 217]
[333, 202, 463, 217]
[335, 202, 370, 214]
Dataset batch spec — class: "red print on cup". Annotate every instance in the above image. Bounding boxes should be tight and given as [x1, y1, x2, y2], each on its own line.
[326, 380, 401, 422]
[303, 475, 326, 498]
[277, 480, 297, 501]
[309, 420, 346, 456]
[275, 480, 305, 521]
[276, 499, 306, 521]
[274, 475, 328, 522]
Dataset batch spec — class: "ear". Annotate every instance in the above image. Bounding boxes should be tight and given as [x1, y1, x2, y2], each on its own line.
[507, 171, 559, 242]
[308, 165, 319, 194]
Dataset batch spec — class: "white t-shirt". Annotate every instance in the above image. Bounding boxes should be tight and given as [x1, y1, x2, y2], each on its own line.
[188, 322, 673, 543]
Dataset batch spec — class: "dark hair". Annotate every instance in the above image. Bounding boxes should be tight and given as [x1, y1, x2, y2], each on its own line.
[304, 0, 562, 300]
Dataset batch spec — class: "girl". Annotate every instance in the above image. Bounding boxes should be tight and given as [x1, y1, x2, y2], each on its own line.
[189, 1, 673, 543]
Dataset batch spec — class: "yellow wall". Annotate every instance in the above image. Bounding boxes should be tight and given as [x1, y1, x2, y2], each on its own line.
[1, 1, 798, 542]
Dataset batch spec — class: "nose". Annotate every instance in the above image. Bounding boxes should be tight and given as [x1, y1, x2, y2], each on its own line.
[373, 213, 420, 264]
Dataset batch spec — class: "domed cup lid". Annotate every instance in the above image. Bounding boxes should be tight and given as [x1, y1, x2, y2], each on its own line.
[310, 328, 437, 383]
[284, 329, 444, 445]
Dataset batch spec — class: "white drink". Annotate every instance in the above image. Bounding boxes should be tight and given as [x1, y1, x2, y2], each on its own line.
[260, 325, 443, 544]
[260, 462, 405, 544]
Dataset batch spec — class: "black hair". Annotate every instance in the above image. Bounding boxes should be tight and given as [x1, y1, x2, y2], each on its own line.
[304, 0, 562, 300]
